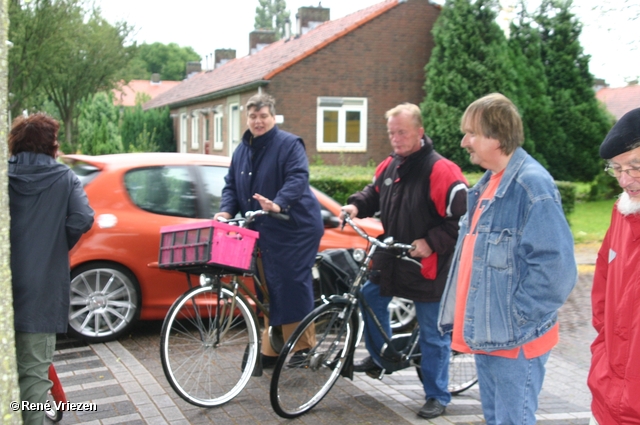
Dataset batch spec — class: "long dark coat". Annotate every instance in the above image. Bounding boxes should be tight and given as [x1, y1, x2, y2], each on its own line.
[220, 126, 323, 326]
[9, 152, 94, 333]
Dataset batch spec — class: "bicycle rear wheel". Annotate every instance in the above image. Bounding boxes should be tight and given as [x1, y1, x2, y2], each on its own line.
[415, 349, 478, 395]
[160, 284, 259, 407]
[270, 302, 355, 418]
[447, 350, 477, 395]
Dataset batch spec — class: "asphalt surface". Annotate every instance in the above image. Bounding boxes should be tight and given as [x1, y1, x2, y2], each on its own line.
[44, 247, 598, 425]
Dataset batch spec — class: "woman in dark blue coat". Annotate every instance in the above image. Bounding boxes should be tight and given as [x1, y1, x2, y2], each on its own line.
[215, 94, 323, 366]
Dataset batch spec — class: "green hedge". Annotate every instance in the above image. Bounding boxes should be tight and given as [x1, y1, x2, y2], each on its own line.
[310, 165, 577, 218]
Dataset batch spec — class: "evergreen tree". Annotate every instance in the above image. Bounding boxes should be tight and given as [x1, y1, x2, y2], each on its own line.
[272, 0, 291, 38]
[421, 0, 517, 170]
[507, 2, 555, 168]
[121, 105, 175, 153]
[534, 0, 611, 181]
[254, 0, 290, 39]
[76, 92, 123, 155]
[255, 0, 273, 30]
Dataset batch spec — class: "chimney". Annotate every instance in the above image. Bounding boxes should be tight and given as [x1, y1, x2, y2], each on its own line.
[185, 61, 202, 79]
[214, 49, 236, 68]
[296, 5, 330, 35]
[249, 30, 277, 55]
[150, 73, 161, 84]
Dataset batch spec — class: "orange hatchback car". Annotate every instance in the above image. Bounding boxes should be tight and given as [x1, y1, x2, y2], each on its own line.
[63, 153, 383, 342]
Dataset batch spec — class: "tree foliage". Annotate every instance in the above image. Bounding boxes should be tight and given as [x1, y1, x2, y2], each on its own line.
[422, 0, 612, 182]
[534, 0, 612, 181]
[8, 0, 134, 149]
[121, 105, 175, 153]
[121, 42, 200, 81]
[76, 92, 123, 155]
[254, 0, 290, 38]
[507, 2, 553, 167]
[421, 0, 516, 169]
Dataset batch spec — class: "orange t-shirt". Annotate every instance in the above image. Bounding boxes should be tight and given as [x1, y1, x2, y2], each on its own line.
[451, 170, 558, 359]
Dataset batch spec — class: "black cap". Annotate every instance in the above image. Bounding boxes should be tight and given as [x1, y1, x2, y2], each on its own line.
[600, 107, 640, 159]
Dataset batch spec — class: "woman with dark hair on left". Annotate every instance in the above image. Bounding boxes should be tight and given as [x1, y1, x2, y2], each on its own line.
[8, 112, 94, 425]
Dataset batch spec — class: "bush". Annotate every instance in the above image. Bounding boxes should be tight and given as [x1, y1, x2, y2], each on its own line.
[555, 181, 576, 217]
[587, 170, 621, 201]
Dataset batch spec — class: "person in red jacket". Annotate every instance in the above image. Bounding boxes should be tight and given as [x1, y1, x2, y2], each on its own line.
[342, 103, 467, 419]
[588, 107, 640, 425]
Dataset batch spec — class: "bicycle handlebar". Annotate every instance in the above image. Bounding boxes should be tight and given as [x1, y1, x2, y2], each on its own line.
[217, 210, 290, 227]
[340, 213, 414, 253]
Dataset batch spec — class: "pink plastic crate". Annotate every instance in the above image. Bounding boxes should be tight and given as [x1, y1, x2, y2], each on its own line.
[158, 220, 259, 273]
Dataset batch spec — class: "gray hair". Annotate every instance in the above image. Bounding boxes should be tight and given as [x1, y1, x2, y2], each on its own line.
[246, 93, 276, 116]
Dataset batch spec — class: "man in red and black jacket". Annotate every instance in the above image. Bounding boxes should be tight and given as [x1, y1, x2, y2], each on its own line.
[342, 103, 467, 420]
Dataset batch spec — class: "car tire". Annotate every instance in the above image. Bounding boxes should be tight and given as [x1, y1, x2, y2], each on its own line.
[68, 262, 141, 343]
[389, 297, 417, 332]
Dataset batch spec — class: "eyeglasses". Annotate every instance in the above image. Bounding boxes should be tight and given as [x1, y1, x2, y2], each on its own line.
[604, 164, 640, 178]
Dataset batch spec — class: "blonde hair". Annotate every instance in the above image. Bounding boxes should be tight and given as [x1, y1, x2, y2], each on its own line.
[385, 103, 423, 129]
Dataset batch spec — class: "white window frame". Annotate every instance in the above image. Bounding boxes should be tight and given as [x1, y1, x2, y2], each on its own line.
[191, 113, 199, 150]
[228, 103, 241, 156]
[316, 97, 367, 152]
[213, 112, 223, 151]
[180, 113, 188, 153]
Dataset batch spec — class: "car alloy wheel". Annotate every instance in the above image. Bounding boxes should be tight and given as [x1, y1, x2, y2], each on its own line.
[68, 262, 140, 343]
[389, 297, 417, 331]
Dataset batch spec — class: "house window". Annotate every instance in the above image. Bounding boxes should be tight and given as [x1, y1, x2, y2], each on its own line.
[180, 113, 188, 153]
[204, 116, 211, 143]
[213, 112, 223, 151]
[316, 97, 367, 152]
[191, 113, 199, 150]
[228, 103, 241, 155]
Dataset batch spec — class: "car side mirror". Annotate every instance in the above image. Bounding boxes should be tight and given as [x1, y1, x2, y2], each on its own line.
[321, 209, 341, 229]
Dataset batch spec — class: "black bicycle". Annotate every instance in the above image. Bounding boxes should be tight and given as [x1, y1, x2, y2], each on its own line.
[269, 214, 477, 418]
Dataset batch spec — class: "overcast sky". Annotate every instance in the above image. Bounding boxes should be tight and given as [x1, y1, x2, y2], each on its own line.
[95, 0, 639, 88]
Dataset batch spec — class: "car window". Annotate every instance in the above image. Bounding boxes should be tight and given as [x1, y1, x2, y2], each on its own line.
[199, 165, 228, 215]
[68, 162, 100, 186]
[124, 166, 197, 218]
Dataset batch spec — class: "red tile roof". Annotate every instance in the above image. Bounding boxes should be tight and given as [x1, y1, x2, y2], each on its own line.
[144, 0, 399, 110]
[596, 84, 640, 120]
[113, 80, 181, 107]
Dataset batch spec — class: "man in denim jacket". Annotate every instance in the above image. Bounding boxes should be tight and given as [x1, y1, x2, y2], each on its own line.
[438, 93, 577, 424]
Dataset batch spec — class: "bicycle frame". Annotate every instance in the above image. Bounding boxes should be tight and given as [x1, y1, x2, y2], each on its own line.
[325, 215, 421, 373]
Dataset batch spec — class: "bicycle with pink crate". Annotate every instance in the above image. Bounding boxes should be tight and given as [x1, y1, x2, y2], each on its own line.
[157, 209, 290, 408]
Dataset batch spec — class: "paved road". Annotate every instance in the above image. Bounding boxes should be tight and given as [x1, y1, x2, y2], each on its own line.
[46, 250, 597, 425]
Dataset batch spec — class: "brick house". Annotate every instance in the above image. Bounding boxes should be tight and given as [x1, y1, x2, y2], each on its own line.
[144, 0, 441, 165]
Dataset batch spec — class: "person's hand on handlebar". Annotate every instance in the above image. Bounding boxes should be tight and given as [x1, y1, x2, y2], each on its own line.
[214, 212, 232, 222]
[340, 204, 358, 220]
[410, 238, 433, 258]
[253, 193, 281, 213]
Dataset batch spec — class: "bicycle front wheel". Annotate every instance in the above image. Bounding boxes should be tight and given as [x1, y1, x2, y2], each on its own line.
[160, 284, 259, 407]
[270, 302, 355, 418]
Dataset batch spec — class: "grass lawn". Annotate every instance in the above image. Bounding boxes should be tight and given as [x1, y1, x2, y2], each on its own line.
[568, 199, 616, 245]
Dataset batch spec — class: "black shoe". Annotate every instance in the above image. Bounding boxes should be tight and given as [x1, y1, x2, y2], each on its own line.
[261, 354, 278, 369]
[353, 356, 383, 376]
[417, 398, 446, 419]
[287, 348, 310, 368]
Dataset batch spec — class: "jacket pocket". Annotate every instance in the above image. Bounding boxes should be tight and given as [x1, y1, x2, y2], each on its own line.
[474, 229, 517, 347]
